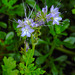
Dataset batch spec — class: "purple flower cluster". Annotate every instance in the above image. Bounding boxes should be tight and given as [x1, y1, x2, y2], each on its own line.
[35, 6, 48, 26]
[46, 5, 62, 25]
[17, 18, 37, 37]
[36, 5, 62, 25]
[17, 5, 62, 37]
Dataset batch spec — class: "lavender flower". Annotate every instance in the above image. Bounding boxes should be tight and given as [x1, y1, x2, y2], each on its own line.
[46, 13, 52, 22]
[24, 18, 33, 25]
[21, 25, 34, 37]
[17, 19, 25, 28]
[46, 5, 62, 25]
[35, 6, 48, 26]
[53, 15, 62, 25]
[50, 5, 60, 17]
[42, 6, 47, 14]
[36, 19, 45, 26]
[36, 12, 41, 17]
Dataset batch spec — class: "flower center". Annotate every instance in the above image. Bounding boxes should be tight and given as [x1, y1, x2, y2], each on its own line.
[54, 17, 58, 21]
[52, 11, 55, 14]
[25, 28, 29, 32]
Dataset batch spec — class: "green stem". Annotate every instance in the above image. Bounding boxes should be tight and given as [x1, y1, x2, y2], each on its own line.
[48, 35, 57, 56]
[31, 34, 35, 55]
[56, 47, 75, 55]
[48, 40, 55, 56]
[24, 42, 26, 55]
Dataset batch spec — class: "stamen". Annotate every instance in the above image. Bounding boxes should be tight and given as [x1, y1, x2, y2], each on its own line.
[28, 3, 36, 18]
[22, 0, 27, 18]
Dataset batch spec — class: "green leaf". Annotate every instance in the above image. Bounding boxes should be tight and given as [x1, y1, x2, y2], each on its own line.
[49, 25, 56, 36]
[2, 0, 17, 8]
[72, 9, 75, 14]
[2, 0, 8, 6]
[55, 19, 70, 34]
[26, 0, 36, 8]
[61, 19, 70, 32]
[19, 49, 45, 75]
[35, 5, 41, 11]
[64, 37, 75, 45]
[36, 54, 48, 65]
[63, 42, 75, 49]
[34, 50, 42, 56]
[55, 55, 68, 62]
[13, 21, 18, 30]
[15, 4, 25, 16]
[0, 31, 6, 39]
[3, 57, 16, 69]
[19, 63, 25, 69]
[2, 56, 19, 75]
[59, 32, 68, 36]
[41, 0, 54, 8]
[37, 38, 47, 44]
[0, 22, 7, 28]
[51, 62, 58, 75]
[6, 32, 14, 40]
[25, 0, 40, 10]
[54, 38, 62, 46]
[22, 49, 34, 66]
[55, 25, 61, 34]
[8, 0, 17, 6]
[0, 7, 6, 14]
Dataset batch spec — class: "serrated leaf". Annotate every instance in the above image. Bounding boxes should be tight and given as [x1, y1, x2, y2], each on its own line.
[6, 32, 14, 40]
[0, 31, 6, 39]
[2, 56, 19, 75]
[20, 70, 25, 74]
[0, 22, 7, 28]
[3, 57, 16, 69]
[2, 0, 17, 9]
[20, 49, 45, 75]
[22, 49, 34, 65]
[19, 63, 25, 69]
